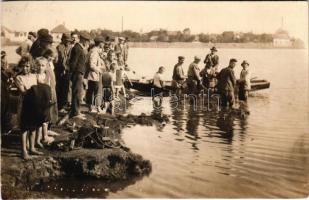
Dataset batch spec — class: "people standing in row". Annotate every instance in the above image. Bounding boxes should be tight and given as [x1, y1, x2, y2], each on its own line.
[69, 31, 91, 119]
[85, 36, 106, 113]
[16, 32, 37, 57]
[217, 58, 237, 108]
[55, 33, 73, 111]
[14, 56, 49, 159]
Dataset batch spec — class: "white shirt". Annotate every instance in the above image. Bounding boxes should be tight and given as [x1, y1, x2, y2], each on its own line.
[240, 68, 251, 90]
[153, 72, 163, 88]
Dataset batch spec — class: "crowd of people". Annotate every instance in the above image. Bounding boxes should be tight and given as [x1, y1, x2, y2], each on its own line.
[154, 46, 251, 108]
[1, 29, 130, 159]
[1, 28, 251, 160]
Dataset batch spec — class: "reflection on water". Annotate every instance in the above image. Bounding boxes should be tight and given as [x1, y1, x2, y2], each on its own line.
[113, 93, 309, 198]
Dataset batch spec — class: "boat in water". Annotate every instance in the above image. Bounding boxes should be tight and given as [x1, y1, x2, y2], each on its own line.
[125, 78, 270, 96]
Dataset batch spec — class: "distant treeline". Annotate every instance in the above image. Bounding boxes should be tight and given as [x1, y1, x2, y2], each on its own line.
[74, 28, 304, 46]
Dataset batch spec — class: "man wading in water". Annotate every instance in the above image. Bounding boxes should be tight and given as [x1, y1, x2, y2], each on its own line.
[217, 58, 237, 109]
[172, 56, 186, 96]
[201, 46, 219, 92]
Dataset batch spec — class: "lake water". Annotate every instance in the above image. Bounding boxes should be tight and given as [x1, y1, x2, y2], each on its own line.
[3, 46, 309, 198]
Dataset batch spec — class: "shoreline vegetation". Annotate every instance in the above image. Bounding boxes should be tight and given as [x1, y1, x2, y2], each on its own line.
[2, 41, 305, 49]
[129, 42, 305, 49]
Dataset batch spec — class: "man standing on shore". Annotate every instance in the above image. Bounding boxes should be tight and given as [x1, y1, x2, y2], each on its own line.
[69, 31, 91, 118]
[114, 37, 125, 66]
[217, 58, 237, 108]
[187, 56, 202, 95]
[123, 37, 130, 65]
[55, 33, 73, 111]
[85, 36, 106, 113]
[29, 28, 49, 58]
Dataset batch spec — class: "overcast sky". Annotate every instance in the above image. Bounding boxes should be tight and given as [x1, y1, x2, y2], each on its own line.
[2, 1, 308, 42]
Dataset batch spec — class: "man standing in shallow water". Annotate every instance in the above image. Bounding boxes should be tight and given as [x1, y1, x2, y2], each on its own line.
[187, 56, 202, 95]
[172, 56, 186, 96]
[217, 58, 237, 108]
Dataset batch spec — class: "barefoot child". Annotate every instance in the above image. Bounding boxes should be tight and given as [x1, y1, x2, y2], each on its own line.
[37, 54, 57, 146]
[15, 56, 43, 159]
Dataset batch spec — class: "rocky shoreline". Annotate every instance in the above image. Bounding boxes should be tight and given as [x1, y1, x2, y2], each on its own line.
[1, 111, 169, 199]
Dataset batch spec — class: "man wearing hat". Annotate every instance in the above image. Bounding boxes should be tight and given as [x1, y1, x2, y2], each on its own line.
[238, 60, 251, 102]
[85, 36, 106, 113]
[16, 32, 37, 57]
[55, 33, 73, 111]
[69, 31, 91, 118]
[172, 56, 186, 95]
[187, 56, 203, 95]
[217, 58, 237, 108]
[204, 47, 219, 70]
[201, 46, 219, 90]
[29, 28, 49, 58]
[30, 33, 53, 59]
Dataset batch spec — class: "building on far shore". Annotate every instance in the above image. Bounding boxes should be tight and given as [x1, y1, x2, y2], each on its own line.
[273, 28, 291, 47]
[51, 23, 70, 42]
[1, 25, 28, 43]
[273, 18, 292, 47]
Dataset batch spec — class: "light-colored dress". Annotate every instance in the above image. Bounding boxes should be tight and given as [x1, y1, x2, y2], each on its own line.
[37, 62, 58, 124]
[15, 73, 38, 128]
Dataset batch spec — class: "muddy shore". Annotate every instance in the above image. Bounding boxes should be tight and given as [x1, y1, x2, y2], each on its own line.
[1, 111, 169, 199]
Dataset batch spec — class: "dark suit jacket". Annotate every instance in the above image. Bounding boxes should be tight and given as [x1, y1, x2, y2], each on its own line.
[217, 66, 236, 91]
[69, 43, 87, 74]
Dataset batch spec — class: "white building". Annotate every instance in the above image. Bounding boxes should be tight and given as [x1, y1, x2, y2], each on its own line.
[273, 28, 291, 47]
[1, 26, 28, 42]
[51, 23, 70, 42]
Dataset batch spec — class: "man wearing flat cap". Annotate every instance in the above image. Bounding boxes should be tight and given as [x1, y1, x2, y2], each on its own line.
[187, 56, 203, 95]
[172, 56, 186, 95]
[217, 58, 237, 108]
[16, 31, 37, 57]
[55, 33, 73, 111]
[85, 36, 106, 113]
[69, 31, 91, 118]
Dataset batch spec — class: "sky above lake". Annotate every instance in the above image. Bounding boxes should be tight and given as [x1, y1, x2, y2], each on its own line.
[2, 1, 308, 43]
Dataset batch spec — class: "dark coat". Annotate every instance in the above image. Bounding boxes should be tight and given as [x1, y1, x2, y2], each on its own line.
[69, 43, 87, 75]
[56, 43, 72, 75]
[217, 66, 236, 92]
[204, 53, 219, 69]
[21, 83, 52, 131]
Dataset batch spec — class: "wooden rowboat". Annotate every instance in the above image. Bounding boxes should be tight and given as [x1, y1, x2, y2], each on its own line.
[125, 78, 270, 96]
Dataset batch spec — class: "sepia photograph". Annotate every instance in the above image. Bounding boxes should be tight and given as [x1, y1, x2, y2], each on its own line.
[1, 1, 308, 199]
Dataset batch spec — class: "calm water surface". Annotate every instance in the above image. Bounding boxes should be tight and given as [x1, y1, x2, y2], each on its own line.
[3, 47, 309, 198]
